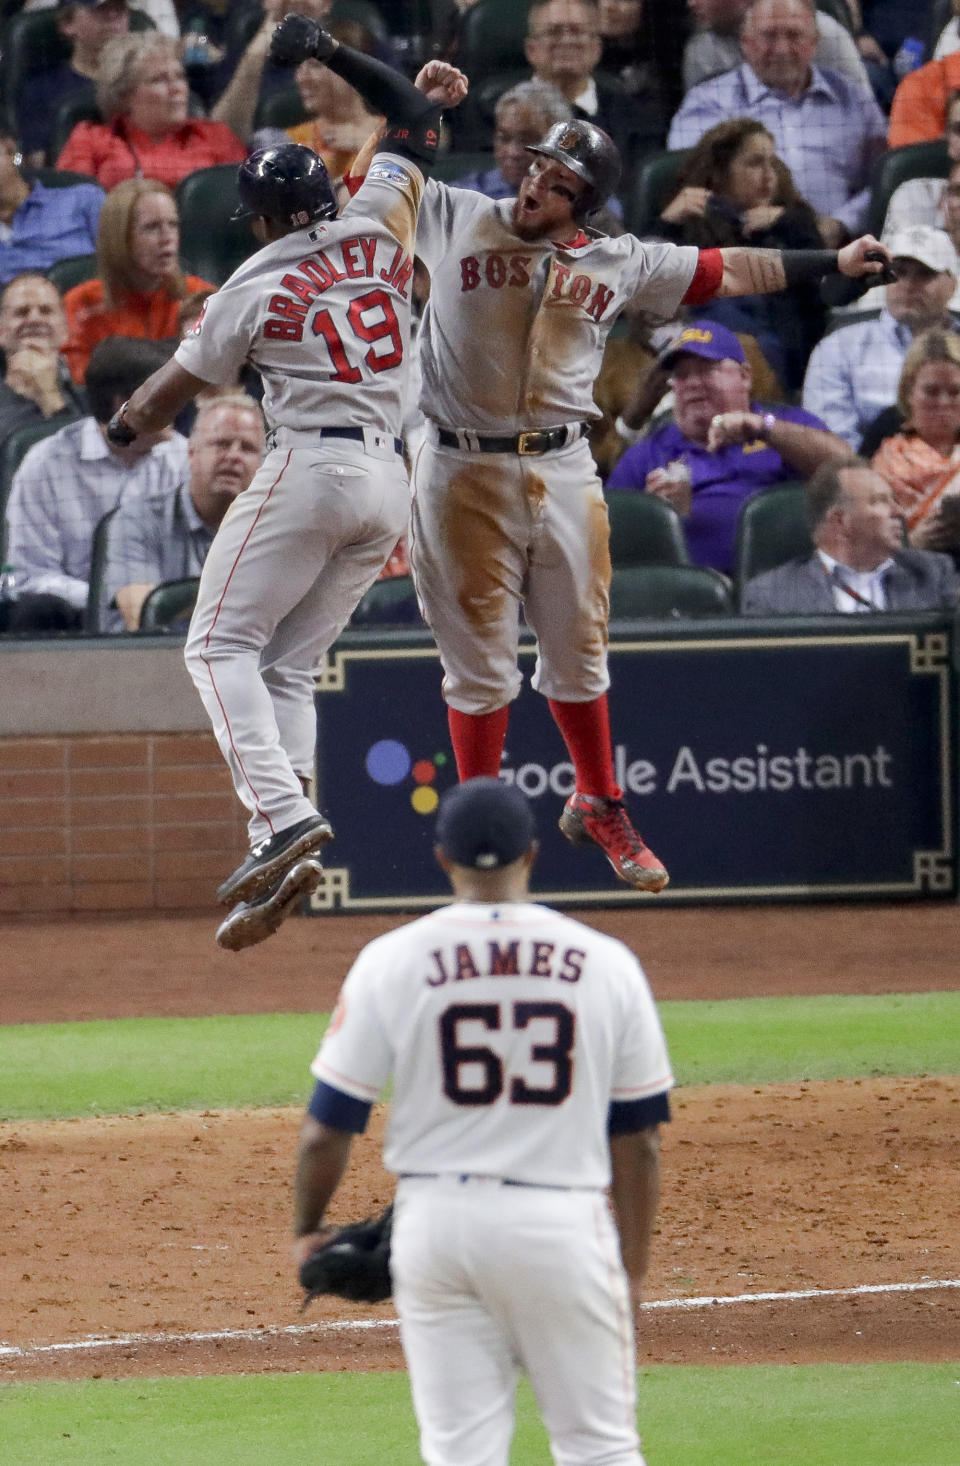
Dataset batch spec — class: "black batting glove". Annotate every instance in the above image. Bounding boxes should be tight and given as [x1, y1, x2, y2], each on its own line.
[269, 13, 337, 67]
[106, 403, 137, 447]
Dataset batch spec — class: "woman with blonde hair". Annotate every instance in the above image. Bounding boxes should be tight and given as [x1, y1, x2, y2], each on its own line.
[872, 329, 960, 558]
[56, 31, 245, 190]
[62, 176, 213, 382]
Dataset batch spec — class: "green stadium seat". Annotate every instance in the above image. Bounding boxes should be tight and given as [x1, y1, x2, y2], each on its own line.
[608, 564, 733, 618]
[606, 490, 691, 567]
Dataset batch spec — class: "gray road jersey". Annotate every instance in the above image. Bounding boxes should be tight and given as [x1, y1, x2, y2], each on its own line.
[414, 180, 699, 433]
[175, 153, 423, 437]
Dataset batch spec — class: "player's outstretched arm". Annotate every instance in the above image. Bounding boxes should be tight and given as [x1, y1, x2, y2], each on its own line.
[106, 359, 208, 446]
[609, 1125, 662, 1304]
[712, 235, 895, 298]
[269, 15, 466, 171]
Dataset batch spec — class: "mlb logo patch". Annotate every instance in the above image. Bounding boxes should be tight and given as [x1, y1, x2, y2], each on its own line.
[369, 162, 410, 186]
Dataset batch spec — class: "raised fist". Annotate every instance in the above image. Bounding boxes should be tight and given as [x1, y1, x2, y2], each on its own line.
[269, 13, 336, 67]
[106, 404, 137, 447]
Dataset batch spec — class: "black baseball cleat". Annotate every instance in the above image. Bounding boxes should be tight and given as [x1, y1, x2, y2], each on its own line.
[216, 859, 324, 952]
[216, 814, 333, 907]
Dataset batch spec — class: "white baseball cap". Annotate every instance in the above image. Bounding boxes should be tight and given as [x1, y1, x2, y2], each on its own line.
[884, 225, 959, 277]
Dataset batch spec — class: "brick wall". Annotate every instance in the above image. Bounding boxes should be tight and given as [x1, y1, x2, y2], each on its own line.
[0, 733, 249, 914]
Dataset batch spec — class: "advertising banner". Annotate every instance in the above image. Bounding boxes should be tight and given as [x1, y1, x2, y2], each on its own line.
[311, 621, 955, 910]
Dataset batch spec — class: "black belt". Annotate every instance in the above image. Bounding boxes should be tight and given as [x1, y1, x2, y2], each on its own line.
[319, 426, 404, 454]
[436, 423, 589, 456]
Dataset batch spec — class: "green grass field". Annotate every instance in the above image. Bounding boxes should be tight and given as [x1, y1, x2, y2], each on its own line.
[2, 1364, 958, 1466]
[2, 991, 958, 1120]
[2, 989, 957, 1465]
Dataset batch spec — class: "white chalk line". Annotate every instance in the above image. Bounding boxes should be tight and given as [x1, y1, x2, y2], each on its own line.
[2, 1278, 958, 1362]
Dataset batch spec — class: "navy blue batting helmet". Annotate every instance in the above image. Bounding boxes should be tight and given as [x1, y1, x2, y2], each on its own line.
[525, 120, 621, 221]
[232, 144, 338, 229]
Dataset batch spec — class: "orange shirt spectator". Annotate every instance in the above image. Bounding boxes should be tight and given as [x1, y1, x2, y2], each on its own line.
[62, 176, 213, 382]
[888, 51, 960, 147]
[56, 31, 245, 191]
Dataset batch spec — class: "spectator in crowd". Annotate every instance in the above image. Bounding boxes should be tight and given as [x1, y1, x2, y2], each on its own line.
[55, 30, 247, 190]
[451, 81, 572, 200]
[887, 45, 960, 147]
[871, 328, 960, 559]
[523, 0, 667, 163]
[668, 0, 887, 242]
[276, 18, 384, 185]
[605, 320, 848, 574]
[106, 392, 265, 630]
[741, 455, 960, 612]
[683, 0, 872, 94]
[61, 176, 214, 383]
[3, 336, 188, 632]
[195, 0, 336, 141]
[882, 88, 960, 236]
[0, 273, 87, 439]
[653, 117, 825, 388]
[597, 0, 666, 102]
[16, 0, 130, 167]
[802, 226, 960, 447]
[0, 127, 104, 283]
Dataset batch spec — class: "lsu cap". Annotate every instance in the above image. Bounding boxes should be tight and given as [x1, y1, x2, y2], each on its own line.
[435, 777, 536, 870]
[658, 320, 747, 371]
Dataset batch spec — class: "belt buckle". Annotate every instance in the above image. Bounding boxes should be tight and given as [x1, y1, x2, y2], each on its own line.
[517, 430, 548, 455]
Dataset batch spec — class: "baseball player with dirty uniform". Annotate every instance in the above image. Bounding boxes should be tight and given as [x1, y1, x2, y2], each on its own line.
[106, 17, 467, 951]
[350, 113, 897, 896]
[293, 776, 674, 1466]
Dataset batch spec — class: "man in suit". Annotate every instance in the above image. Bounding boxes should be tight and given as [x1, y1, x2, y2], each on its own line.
[741, 457, 960, 613]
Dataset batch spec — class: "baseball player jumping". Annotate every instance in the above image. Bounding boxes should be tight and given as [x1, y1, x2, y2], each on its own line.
[106, 18, 467, 950]
[351, 110, 896, 895]
[294, 776, 674, 1466]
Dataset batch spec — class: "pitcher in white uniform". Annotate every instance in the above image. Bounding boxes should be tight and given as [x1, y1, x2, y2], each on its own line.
[105, 15, 467, 951]
[293, 776, 674, 1466]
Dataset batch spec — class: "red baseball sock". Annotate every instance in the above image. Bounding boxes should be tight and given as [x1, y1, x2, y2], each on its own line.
[447, 705, 510, 780]
[548, 695, 620, 800]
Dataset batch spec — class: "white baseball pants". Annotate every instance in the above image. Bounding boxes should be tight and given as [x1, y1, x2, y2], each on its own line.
[410, 436, 612, 715]
[185, 441, 409, 846]
[391, 1175, 646, 1466]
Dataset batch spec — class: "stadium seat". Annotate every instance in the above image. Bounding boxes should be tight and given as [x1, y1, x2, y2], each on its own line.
[26, 166, 100, 190]
[138, 577, 200, 633]
[175, 165, 259, 287]
[624, 149, 692, 237]
[349, 575, 423, 627]
[733, 484, 811, 600]
[608, 564, 733, 619]
[46, 252, 98, 294]
[867, 140, 950, 238]
[457, 0, 532, 82]
[606, 490, 691, 568]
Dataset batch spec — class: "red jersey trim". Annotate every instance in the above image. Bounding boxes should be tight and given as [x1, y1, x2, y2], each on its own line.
[682, 248, 724, 304]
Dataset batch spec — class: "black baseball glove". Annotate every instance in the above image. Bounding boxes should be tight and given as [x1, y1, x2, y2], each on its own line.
[269, 13, 337, 67]
[298, 1203, 393, 1307]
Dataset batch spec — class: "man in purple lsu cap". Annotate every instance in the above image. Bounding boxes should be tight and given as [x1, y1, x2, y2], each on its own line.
[605, 320, 849, 575]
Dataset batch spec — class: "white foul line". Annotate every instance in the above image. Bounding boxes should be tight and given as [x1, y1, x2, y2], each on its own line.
[2, 1278, 959, 1362]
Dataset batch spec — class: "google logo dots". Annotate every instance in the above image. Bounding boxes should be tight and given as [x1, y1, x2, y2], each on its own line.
[365, 740, 449, 815]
